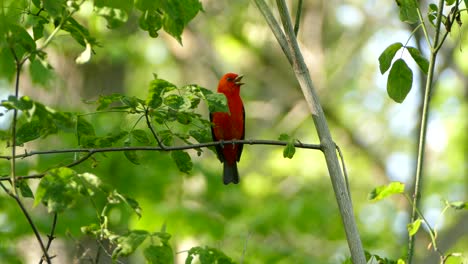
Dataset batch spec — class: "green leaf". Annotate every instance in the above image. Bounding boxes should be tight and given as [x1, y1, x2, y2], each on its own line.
[164, 94, 184, 109]
[368, 182, 405, 201]
[35, 167, 79, 212]
[94, 93, 124, 110]
[16, 120, 42, 145]
[0, 47, 16, 80]
[278, 133, 296, 159]
[112, 230, 149, 259]
[144, 245, 173, 264]
[17, 180, 34, 198]
[29, 59, 54, 86]
[397, 0, 419, 24]
[447, 201, 468, 210]
[171, 150, 192, 174]
[206, 93, 228, 113]
[387, 59, 413, 103]
[186, 246, 235, 264]
[136, 0, 203, 43]
[76, 117, 96, 146]
[124, 149, 140, 165]
[62, 17, 98, 48]
[43, 0, 65, 17]
[407, 218, 422, 236]
[94, 0, 134, 28]
[445, 0, 456, 5]
[8, 24, 37, 60]
[147, 79, 177, 108]
[131, 129, 150, 144]
[283, 141, 296, 159]
[378, 42, 403, 74]
[1, 96, 33, 111]
[407, 47, 429, 74]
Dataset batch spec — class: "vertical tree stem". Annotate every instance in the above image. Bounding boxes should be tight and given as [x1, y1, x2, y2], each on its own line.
[254, 0, 366, 262]
[407, 0, 445, 263]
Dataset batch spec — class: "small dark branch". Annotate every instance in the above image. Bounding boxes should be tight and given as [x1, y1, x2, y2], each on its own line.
[293, 0, 303, 36]
[39, 213, 58, 264]
[335, 143, 351, 203]
[0, 182, 51, 263]
[9, 48, 24, 195]
[0, 139, 322, 181]
[144, 108, 167, 150]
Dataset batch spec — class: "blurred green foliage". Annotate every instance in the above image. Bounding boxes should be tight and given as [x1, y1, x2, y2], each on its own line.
[0, 0, 467, 263]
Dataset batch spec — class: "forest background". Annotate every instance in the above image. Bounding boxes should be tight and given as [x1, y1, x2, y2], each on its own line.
[0, 0, 467, 263]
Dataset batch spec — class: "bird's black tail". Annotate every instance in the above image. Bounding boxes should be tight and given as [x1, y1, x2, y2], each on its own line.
[223, 163, 239, 185]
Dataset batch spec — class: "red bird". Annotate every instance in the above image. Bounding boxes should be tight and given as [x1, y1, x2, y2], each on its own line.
[210, 73, 245, 184]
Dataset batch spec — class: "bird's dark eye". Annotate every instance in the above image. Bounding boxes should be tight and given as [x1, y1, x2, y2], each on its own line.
[226, 77, 233, 81]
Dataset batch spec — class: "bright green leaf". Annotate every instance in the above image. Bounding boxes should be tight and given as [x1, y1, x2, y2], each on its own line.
[397, 259, 406, 264]
[407, 218, 422, 236]
[164, 94, 184, 109]
[447, 201, 468, 210]
[206, 93, 228, 113]
[283, 142, 296, 159]
[387, 59, 413, 103]
[35, 167, 79, 212]
[76, 117, 96, 146]
[445, 0, 456, 5]
[112, 230, 149, 259]
[16, 120, 42, 145]
[43, 0, 65, 17]
[30, 59, 54, 86]
[147, 79, 176, 108]
[144, 245, 173, 264]
[171, 150, 192, 174]
[94, 0, 134, 28]
[17, 180, 34, 198]
[407, 47, 429, 74]
[131, 129, 150, 144]
[0, 47, 16, 80]
[368, 182, 405, 201]
[378, 42, 403, 74]
[397, 0, 419, 24]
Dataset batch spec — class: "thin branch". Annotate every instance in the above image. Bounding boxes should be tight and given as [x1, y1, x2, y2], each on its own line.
[144, 108, 167, 150]
[407, 0, 445, 263]
[0, 182, 51, 263]
[0, 139, 322, 181]
[39, 213, 58, 264]
[293, 0, 303, 36]
[335, 144, 351, 203]
[252, 0, 293, 65]
[9, 49, 22, 196]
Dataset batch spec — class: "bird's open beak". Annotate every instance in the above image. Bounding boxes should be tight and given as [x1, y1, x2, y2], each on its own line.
[235, 75, 245, 86]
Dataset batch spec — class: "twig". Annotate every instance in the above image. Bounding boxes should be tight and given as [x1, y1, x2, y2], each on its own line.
[0, 139, 322, 181]
[0, 182, 51, 263]
[39, 213, 58, 264]
[144, 108, 167, 150]
[407, 0, 446, 263]
[335, 144, 351, 203]
[293, 0, 303, 36]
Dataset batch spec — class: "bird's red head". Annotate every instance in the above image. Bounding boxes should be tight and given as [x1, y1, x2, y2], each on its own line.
[217, 73, 244, 95]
